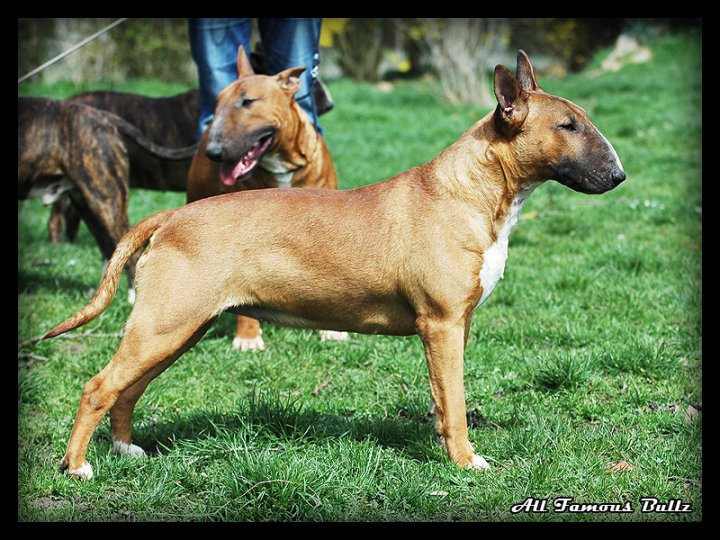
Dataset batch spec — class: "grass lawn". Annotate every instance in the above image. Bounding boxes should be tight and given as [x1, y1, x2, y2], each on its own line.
[18, 31, 701, 522]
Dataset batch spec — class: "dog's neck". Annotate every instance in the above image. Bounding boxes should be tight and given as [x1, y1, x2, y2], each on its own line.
[425, 110, 544, 226]
[260, 100, 316, 175]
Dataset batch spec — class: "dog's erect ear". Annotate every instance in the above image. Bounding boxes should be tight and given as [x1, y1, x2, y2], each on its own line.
[516, 49, 541, 92]
[237, 45, 255, 78]
[276, 66, 306, 95]
[494, 64, 528, 133]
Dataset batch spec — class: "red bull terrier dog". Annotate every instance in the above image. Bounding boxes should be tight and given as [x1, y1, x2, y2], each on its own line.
[45, 51, 625, 479]
[187, 46, 343, 352]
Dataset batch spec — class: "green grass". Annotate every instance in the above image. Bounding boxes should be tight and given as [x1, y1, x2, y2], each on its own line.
[18, 32, 701, 522]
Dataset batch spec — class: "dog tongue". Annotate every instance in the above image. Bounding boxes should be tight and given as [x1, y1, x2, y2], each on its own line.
[218, 137, 272, 186]
[220, 160, 253, 186]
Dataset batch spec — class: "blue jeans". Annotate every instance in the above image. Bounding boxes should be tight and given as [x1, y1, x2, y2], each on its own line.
[189, 18, 322, 140]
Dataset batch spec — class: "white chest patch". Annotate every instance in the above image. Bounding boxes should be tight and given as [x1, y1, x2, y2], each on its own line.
[260, 153, 294, 188]
[476, 184, 538, 307]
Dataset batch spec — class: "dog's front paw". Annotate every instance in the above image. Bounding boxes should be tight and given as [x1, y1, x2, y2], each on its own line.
[232, 335, 266, 352]
[60, 457, 94, 480]
[318, 330, 349, 342]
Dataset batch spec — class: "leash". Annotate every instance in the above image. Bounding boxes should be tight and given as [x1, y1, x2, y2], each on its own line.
[309, 52, 321, 132]
[18, 18, 128, 84]
[294, 52, 321, 133]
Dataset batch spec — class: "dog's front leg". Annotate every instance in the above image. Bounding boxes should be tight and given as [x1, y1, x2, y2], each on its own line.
[418, 317, 489, 470]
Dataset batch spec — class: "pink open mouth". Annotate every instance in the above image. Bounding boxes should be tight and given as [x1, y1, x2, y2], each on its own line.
[219, 135, 273, 186]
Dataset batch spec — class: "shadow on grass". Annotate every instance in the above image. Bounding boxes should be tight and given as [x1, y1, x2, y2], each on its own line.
[137, 390, 439, 464]
[17, 267, 98, 296]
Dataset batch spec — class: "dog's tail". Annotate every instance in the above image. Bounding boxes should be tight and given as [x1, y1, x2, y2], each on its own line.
[106, 110, 199, 160]
[44, 210, 173, 339]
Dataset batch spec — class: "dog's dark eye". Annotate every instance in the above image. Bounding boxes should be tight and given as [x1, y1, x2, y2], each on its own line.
[238, 98, 257, 108]
[559, 121, 577, 132]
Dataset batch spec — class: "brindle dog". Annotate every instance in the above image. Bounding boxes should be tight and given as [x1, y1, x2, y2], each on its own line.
[49, 89, 199, 243]
[187, 46, 340, 351]
[18, 97, 197, 301]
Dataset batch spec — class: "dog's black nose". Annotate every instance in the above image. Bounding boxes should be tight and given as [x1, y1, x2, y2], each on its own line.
[613, 170, 627, 185]
[205, 142, 223, 162]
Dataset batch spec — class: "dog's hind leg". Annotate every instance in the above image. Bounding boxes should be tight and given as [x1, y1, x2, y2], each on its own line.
[67, 130, 137, 303]
[109, 319, 214, 458]
[48, 197, 68, 244]
[48, 197, 82, 244]
[64, 200, 82, 243]
[60, 316, 214, 480]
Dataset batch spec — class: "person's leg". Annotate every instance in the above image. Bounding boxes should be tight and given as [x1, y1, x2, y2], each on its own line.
[257, 18, 323, 131]
[188, 18, 253, 140]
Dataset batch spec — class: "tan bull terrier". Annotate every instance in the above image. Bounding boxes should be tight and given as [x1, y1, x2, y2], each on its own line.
[187, 46, 342, 352]
[46, 51, 625, 479]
